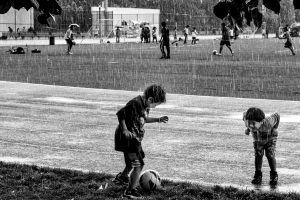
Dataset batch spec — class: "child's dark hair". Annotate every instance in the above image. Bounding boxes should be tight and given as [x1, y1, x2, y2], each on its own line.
[245, 107, 265, 122]
[161, 22, 166, 27]
[144, 84, 166, 103]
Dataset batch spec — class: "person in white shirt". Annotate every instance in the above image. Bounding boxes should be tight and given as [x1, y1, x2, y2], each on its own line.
[191, 27, 198, 45]
[65, 25, 75, 55]
[183, 25, 189, 44]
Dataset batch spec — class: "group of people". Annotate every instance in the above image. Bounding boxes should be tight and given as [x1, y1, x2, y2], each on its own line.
[7, 26, 36, 39]
[139, 26, 158, 43]
[65, 21, 296, 58]
[159, 21, 233, 59]
[112, 84, 281, 199]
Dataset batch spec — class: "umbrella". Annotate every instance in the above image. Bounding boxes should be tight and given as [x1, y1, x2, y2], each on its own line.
[69, 24, 80, 28]
[291, 23, 300, 29]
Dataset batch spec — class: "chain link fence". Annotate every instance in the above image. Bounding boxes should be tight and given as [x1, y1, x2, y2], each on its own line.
[1, 7, 281, 40]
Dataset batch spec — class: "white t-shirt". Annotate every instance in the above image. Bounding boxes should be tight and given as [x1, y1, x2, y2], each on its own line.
[64, 28, 73, 39]
[191, 30, 198, 37]
[229, 29, 234, 37]
[184, 27, 189, 35]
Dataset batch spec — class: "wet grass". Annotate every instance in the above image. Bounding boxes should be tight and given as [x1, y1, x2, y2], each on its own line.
[0, 37, 300, 101]
[1, 162, 299, 200]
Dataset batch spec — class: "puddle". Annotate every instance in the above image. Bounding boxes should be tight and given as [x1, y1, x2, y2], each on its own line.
[278, 183, 300, 193]
[277, 168, 300, 176]
[0, 156, 35, 163]
[43, 97, 93, 104]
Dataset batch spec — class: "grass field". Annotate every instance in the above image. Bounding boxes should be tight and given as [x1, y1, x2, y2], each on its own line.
[0, 37, 300, 100]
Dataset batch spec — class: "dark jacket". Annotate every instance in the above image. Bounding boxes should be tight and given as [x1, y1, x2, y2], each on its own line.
[115, 95, 149, 153]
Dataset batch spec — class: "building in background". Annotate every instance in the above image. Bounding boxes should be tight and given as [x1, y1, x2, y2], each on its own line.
[91, 7, 160, 38]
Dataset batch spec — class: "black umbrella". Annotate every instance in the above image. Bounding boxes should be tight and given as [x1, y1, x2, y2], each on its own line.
[294, 0, 300, 9]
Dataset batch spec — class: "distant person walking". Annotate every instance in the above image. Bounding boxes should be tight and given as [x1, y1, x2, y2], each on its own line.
[152, 27, 158, 43]
[174, 27, 177, 40]
[265, 28, 269, 39]
[116, 27, 121, 43]
[160, 21, 170, 59]
[183, 25, 189, 44]
[16, 28, 20, 39]
[8, 27, 13, 39]
[21, 27, 26, 40]
[191, 27, 198, 45]
[282, 25, 296, 56]
[217, 23, 234, 56]
[140, 26, 145, 43]
[65, 24, 76, 55]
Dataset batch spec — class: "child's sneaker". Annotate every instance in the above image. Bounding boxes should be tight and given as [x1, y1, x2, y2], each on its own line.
[113, 172, 129, 185]
[251, 171, 262, 185]
[269, 171, 278, 185]
[123, 188, 143, 199]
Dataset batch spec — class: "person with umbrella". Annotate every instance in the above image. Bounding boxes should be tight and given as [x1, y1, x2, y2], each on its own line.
[65, 24, 79, 55]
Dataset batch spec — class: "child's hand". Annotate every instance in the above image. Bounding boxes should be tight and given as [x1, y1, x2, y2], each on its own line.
[159, 116, 169, 123]
[123, 130, 134, 140]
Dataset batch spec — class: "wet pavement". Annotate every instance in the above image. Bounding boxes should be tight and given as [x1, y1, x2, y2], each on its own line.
[0, 81, 299, 193]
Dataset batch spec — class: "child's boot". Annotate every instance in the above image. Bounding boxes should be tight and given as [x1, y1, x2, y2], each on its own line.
[269, 171, 278, 185]
[251, 170, 262, 184]
[123, 188, 143, 199]
[113, 172, 129, 185]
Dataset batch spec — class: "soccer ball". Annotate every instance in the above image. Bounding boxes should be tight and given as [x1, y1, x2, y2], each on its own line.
[212, 50, 217, 55]
[139, 170, 161, 192]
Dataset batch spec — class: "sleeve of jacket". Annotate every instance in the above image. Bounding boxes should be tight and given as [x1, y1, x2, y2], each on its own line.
[263, 113, 280, 130]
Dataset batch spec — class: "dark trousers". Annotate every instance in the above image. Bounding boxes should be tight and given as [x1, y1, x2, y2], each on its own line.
[66, 39, 73, 52]
[153, 36, 157, 43]
[184, 33, 188, 44]
[160, 41, 170, 58]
